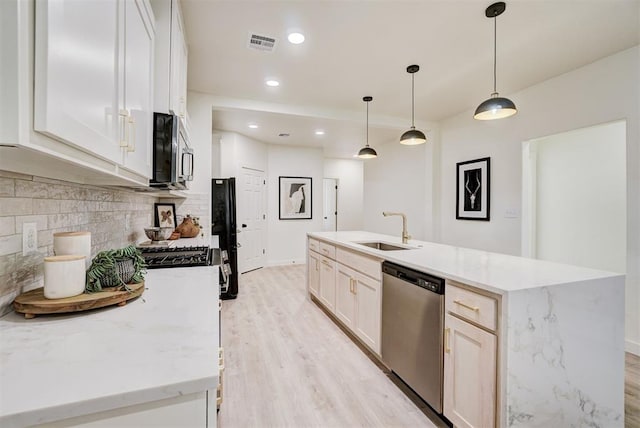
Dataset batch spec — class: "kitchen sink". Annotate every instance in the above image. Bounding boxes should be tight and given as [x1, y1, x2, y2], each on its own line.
[355, 241, 416, 251]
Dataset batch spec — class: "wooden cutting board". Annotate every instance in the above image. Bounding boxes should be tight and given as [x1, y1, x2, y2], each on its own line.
[13, 282, 145, 319]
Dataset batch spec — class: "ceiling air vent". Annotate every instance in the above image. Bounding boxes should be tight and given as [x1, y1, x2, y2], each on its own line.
[248, 33, 277, 52]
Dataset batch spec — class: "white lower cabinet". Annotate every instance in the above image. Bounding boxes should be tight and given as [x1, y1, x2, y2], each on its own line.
[308, 251, 320, 298]
[353, 271, 381, 354]
[35, 391, 214, 427]
[443, 283, 498, 428]
[307, 241, 382, 355]
[335, 264, 357, 327]
[318, 255, 336, 313]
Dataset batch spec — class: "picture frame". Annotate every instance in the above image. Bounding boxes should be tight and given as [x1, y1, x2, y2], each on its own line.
[456, 157, 490, 221]
[279, 176, 312, 220]
[154, 203, 177, 228]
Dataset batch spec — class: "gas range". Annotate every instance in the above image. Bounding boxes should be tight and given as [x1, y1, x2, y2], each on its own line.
[138, 246, 212, 268]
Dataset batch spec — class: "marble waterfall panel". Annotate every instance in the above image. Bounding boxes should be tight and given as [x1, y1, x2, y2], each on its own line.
[505, 276, 625, 427]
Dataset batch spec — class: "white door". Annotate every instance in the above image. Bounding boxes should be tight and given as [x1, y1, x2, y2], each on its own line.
[323, 178, 338, 231]
[237, 167, 266, 273]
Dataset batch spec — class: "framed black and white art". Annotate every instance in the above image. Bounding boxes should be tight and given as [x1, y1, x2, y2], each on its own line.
[279, 176, 312, 220]
[456, 157, 490, 221]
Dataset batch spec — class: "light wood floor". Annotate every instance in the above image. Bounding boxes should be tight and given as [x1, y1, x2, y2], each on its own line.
[219, 265, 640, 428]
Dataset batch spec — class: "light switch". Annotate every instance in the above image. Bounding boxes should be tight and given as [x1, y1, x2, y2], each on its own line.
[504, 208, 520, 218]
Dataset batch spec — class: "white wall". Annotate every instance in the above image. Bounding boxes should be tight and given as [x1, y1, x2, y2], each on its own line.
[186, 93, 213, 193]
[267, 145, 324, 265]
[363, 140, 435, 241]
[438, 46, 639, 354]
[323, 158, 364, 231]
[218, 131, 268, 178]
[533, 121, 627, 273]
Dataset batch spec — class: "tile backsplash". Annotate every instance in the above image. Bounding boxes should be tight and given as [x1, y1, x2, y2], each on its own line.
[0, 170, 158, 316]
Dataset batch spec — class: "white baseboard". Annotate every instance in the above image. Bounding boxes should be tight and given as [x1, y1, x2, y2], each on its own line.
[265, 259, 306, 267]
[626, 339, 640, 356]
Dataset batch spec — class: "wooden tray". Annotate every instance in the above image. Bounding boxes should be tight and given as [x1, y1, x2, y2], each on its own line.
[13, 282, 145, 319]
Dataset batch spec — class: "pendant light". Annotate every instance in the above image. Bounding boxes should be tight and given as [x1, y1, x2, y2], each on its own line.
[357, 96, 378, 159]
[400, 65, 426, 145]
[474, 2, 517, 120]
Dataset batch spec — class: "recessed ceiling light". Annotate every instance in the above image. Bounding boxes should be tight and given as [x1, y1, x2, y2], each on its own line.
[265, 79, 280, 87]
[287, 32, 305, 44]
[248, 124, 259, 129]
[315, 130, 325, 136]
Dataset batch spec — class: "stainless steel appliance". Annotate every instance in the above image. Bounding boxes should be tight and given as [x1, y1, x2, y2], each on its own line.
[211, 178, 238, 300]
[381, 261, 445, 413]
[150, 113, 193, 189]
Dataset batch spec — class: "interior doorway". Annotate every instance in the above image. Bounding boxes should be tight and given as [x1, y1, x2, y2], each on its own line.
[323, 178, 338, 231]
[237, 167, 266, 273]
[521, 120, 626, 273]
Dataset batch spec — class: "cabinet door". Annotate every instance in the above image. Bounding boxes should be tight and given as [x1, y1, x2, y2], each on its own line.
[121, 0, 154, 177]
[335, 264, 356, 329]
[318, 257, 336, 313]
[170, 0, 187, 118]
[308, 251, 320, 298]
[443, 313, 497, 428]
[34, 0, 121, 163]
[354, 273, 381, 354]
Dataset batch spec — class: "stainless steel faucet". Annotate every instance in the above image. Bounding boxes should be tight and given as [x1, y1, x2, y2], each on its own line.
[382, 212, 411, 244]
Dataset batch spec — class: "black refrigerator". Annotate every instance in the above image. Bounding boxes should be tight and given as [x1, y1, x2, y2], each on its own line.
[212, 178, 238, 299]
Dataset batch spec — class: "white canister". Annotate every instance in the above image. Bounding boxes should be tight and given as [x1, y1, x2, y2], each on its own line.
[53, 231, 91, 270]
[44, 255, 86, 299]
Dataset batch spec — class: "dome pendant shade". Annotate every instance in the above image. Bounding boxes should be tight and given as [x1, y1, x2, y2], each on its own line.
[400, 127, 427, 145]
[400, 65, 427, 145]
[474, 2, 517, 121]
[357, 96, 378, 159]
[474, 93, 517, 120]
[358, 146, 378, 158]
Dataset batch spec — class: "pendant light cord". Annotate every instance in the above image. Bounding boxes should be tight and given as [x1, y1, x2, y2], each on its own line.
[366, 100, 369, 147]
[493, 14, 497, 94]
[411, 73, 415, 128]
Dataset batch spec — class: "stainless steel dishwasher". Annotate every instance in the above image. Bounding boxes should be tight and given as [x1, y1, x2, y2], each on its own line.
[381, 261, 445, 413]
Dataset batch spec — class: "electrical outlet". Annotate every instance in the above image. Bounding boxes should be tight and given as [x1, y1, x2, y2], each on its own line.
[22, 223, 37, 256]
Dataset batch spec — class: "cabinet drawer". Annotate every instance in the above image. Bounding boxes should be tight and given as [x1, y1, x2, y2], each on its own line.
[446, 283, 498, 332]
[308, 238, 320, 253]
[336, 248, 381, 281]
[319, 242, 336, 259]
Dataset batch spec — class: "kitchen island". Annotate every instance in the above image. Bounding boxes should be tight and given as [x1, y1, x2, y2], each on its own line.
[308, 231, 625, 428]
[0, 266, 219, 428]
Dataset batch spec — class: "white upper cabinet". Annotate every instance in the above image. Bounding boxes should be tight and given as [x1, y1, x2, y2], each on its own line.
[120, 0, 155, 177]
[34, 0, 121, 163]
[152, 0, 188, 117]
[35, 0, 155, 179]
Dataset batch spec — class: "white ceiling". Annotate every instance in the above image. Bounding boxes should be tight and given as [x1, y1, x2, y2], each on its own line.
[181, 0, 640, 158]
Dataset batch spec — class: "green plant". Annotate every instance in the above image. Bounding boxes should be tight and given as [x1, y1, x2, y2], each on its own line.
[85, 245, 146, 293]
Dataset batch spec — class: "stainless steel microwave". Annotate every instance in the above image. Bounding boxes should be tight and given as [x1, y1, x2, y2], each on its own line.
[150, 113, 193, 189]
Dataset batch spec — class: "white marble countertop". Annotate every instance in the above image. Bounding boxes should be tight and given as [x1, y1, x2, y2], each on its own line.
[0, 266, 219, 427]
[308, 231, 622, 294]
